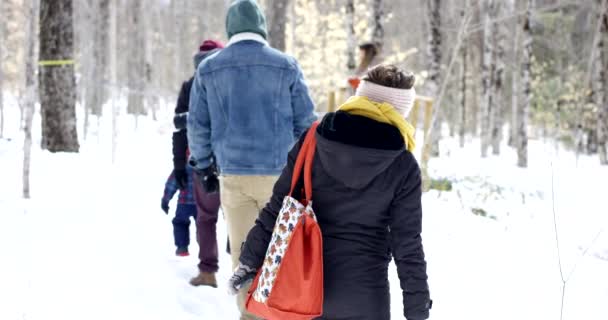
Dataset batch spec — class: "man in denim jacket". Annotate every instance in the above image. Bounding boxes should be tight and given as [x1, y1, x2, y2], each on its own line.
[187, 1, 315, 318]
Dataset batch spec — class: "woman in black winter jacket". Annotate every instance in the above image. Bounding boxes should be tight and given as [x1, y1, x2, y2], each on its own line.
[229, 65, 432, 320]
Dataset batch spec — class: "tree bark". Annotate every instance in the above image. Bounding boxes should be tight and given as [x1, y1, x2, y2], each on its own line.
[267, 0, 289, 52]
[88, 0, 109, 116]
[0, 0, 4, 139]
[426, 0, 442, 156]
[24, 0, 39, 198]
[480, 0, 494, 158]
[346, 0, 357, 73]
[518, 0, 534, 168]
[595, 0, 608, 165]
[459, 0, 468, 148]
[110, 0, 118, 163]
[39, 0, 80, 153]
[491, 0, 507, 155]
[509, 0, 521, 148]
[126, 0, 145, 116]
[371, 0, 384, 47]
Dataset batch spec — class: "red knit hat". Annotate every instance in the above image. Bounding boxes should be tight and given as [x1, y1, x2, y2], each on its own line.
[200, 40, 224, 52]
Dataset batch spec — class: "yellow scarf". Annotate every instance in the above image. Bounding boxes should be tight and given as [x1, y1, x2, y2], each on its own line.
[339, 96, 416, 152]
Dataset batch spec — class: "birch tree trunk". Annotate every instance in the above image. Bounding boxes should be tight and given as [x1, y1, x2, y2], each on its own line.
[518, 0, 534, 168]
[23, 0, 39, 198]
[426, 0, 442, 156]
[509, 0, 521, 148]
[39, 0, 80, 153]
[0, 0, 4, 139]
[346, 0, 357, 73]
[268, 0, 289, 52]
[480, 0, 494, 158]
[126, 0, 145, 116]
[88, 0, 109, 117]
[595, 0, 608, 165]
[110, 0, 118, 163]
[491, 0, 507, 155]
[371, 0, 384, 47]
[459, 0, 469, 148]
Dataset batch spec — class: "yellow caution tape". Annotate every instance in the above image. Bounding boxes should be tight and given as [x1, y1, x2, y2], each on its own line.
[38, 59, 75, 67]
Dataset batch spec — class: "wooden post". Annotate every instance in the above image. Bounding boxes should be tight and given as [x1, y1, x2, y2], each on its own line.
[328, 91, 336, 112]
[421, 100, 434, 191]
[408, 100, 420, 129]
[338, 87, 347, 106]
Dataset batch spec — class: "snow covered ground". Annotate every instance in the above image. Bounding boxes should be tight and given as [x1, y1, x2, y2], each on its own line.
[1, 97, 607, 320]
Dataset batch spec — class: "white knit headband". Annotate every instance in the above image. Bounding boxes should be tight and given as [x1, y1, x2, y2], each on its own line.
[355, 80, 417, 118]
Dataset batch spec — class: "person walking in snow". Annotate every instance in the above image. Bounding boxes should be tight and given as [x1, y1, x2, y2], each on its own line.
[230, 65, 432, 320]
[161, 166, 197, 256]
[173, 40, 224, 288]
[187, 1, 315, 318]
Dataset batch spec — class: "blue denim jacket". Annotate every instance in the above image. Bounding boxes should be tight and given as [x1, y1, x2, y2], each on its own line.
[187, 40, 316, 175]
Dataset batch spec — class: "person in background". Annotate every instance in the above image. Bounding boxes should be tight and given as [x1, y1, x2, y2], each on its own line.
[231, 65, 432, 320]
[348, 41, 384, 90]
[187, 1, 316, 318]
[161, 166, 196, 256]
[173, 40, 224, 288]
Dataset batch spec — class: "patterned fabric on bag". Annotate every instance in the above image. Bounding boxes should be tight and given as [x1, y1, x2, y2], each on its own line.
[253, 197, 317, 303]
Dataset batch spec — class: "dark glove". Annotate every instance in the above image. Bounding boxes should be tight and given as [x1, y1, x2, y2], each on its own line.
[228, 263, 257, 295]
[173, 169, 188, 190]
[161, 200, 169, 214]
[194, 165, 220, 193]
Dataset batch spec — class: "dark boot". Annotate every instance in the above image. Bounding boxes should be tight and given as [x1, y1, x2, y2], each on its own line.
[176, 247, 189, 257]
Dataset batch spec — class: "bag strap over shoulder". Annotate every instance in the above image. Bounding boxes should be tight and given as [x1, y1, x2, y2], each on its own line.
[289, 122, 319, 203]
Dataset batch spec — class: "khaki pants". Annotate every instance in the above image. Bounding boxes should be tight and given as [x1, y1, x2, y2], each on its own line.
[220, 175, 278, 320]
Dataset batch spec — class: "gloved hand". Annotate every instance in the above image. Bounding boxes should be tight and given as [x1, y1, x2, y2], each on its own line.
[173, 169, 188, 190]
[228, 263, 257, 295]
[161, 200, 170, 214]
[193, 164, 220, 193]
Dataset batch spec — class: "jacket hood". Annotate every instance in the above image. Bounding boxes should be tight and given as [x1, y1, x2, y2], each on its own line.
[315, 112, 406, 189]
[226, 0, 268, 39]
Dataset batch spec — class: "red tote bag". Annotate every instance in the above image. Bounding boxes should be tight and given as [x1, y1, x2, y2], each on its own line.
[245, 123, 324, 320]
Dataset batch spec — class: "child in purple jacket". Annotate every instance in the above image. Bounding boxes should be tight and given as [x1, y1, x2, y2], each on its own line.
[161, 166, 196, 256]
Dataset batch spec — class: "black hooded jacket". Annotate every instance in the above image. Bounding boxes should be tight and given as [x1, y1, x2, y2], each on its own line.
[240, 111, 431, 320]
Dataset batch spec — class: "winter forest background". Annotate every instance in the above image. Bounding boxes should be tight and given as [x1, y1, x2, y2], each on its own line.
[1, 0, 607, 320]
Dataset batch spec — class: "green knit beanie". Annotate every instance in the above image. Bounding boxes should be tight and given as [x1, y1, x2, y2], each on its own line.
[226, 0, 268, 40]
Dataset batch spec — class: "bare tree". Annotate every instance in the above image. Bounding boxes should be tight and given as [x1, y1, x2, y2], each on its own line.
[426, 0, 442, 156]
[23, 0, 39, 198]
[0, 0, 4, 139]
[480, 0, 494, 157]
[518, 0, 534, 168]
[459, 0, 469, 148]
[39, 0, 80, 152]
[346, 0, 357, 73]
[268, 0, 290, 52]
[110, 0, 118, 163]
[509, 0, 522, 148]
[371, 0, 384, 47]
[126, 0, 145, 117]
[491, 0, 507, 155]
[594, 0, 608, 165]
[89, 0, 109, 117]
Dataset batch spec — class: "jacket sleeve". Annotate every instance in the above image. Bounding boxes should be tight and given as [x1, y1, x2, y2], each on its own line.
[186, 70, 213, 170]
[162, 173, 179, 203]
[175, 80, 191, 114]
[389, 160, 431, 320]
[172, 81, 191, 171]
[239, 132, 306, 269]
[290, 62, 316, 140]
